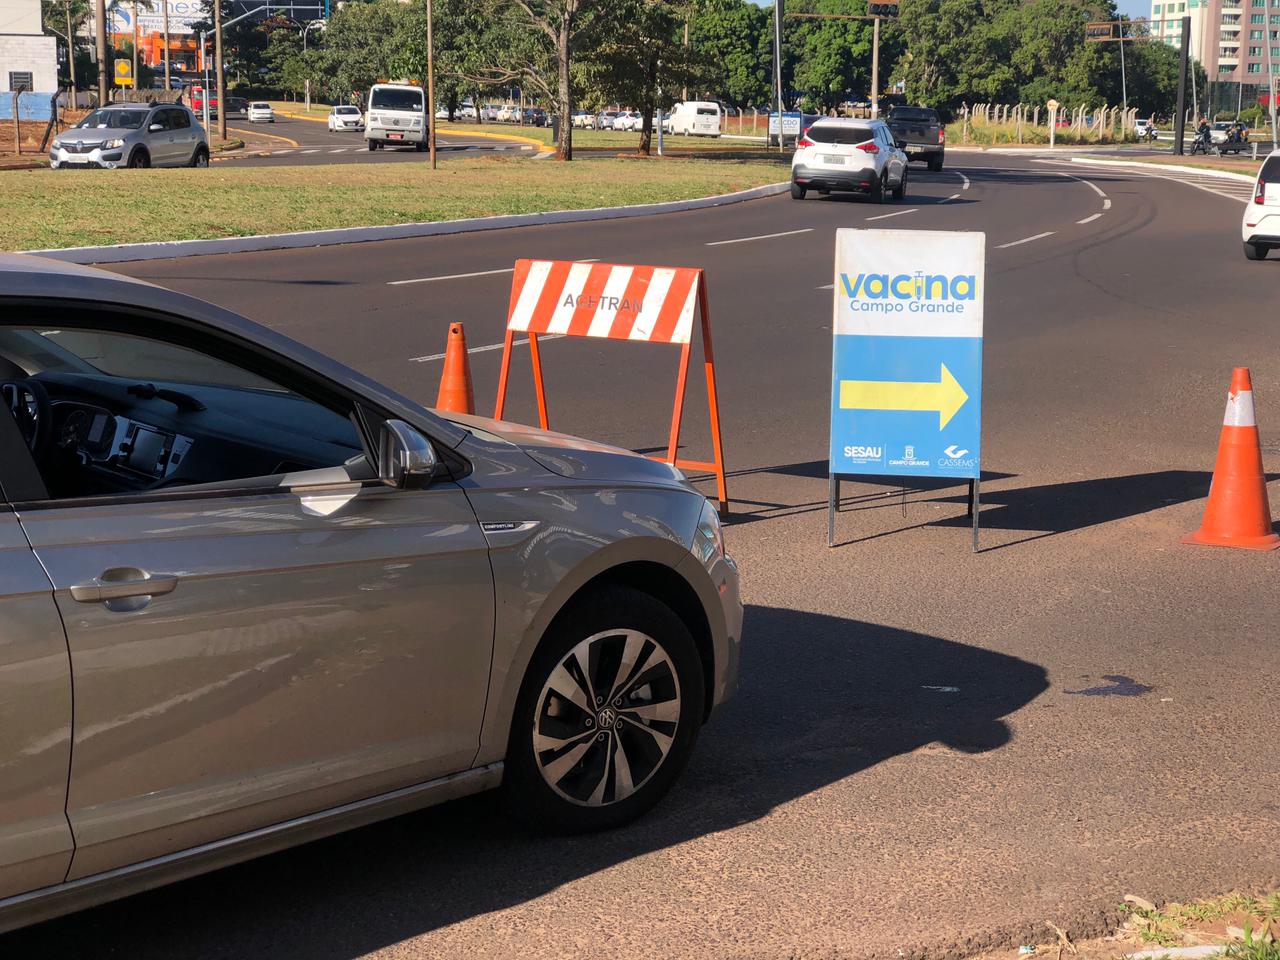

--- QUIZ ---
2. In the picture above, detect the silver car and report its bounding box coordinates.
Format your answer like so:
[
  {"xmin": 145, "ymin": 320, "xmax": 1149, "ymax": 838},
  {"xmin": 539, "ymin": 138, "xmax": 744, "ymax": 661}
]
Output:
[
  {"xmin": 0, "ymin": 254, "xmax": 742, "ymax": 932},
  {"xmin": 49, "ymin": 103, "xmax": 209, "ymax": 170}
]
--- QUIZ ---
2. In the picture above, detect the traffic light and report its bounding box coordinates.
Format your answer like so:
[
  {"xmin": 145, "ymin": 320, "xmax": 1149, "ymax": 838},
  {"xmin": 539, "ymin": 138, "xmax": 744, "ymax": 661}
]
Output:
[{"xmin": 868, "ymin": 1, "xmax": 899, "ymax": 15}]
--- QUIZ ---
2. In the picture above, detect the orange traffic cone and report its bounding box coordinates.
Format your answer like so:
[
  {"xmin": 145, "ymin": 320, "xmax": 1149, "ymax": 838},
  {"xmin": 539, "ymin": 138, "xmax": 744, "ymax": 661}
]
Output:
[
  {"xmin": 1183, "ymin": 367, "xmax": 1280, "ymax": 551},
  {"xmin": 435, "ymin": 323, "xmax": 475, "ymax": 415}
]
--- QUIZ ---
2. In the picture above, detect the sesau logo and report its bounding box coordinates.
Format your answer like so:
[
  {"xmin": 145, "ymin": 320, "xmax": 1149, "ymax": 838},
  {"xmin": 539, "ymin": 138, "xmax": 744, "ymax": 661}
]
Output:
[
  {"xmin": 842, "ymin": 444, "xmax": 884, "ymax": 463},
  {"xmin": 840, "ymin": 270, "xmax": 978, "ymax": 315}
]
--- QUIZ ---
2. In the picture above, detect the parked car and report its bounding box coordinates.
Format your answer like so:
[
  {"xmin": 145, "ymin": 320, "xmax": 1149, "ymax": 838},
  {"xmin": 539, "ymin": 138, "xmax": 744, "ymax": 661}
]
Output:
[
  {"xmin": 885, "ymin": 105, "xmax": 944, "ymax": 172},
  {"xmin": 328, "ymin": 104, "xmax": 364, "ymax": 132},
  {"xmin": 523, "ymin": 107, "xmax": 548, "ymax": 127},
  {"xmin": 247, "ymin": 102, "xmax": 275, "ymax": 123},
  {"xmin": 223, "ymin": 96, "xmax": 248, "ymax": 119},
  {"xmin": 571, "ymin": 110, "xmax": 593, "ymax": 128},
  {"xmin": 497, "ymin": 104, "xmax": 519, "ymax": 123},
  {"xmin": 1242, "ymin": 149, "xmax": 1280, "ymax": 259},
  {"xmin": 49, "ymin": 102, "xmax": 209, "ymax": 169},
  {"xmin": 614, "ymin": 111, "xmax": 641, "ymax": 131},
  {"xmin": 790, "ymin": 117, "xmax": 907, "ymax": 202},
  {"xmin": 598, "ymin": 110, "xmax": 620, "ymax": 130},
  {"xmin": 0, "ymin": 252, "xmax": 742, "ymax": 932}
]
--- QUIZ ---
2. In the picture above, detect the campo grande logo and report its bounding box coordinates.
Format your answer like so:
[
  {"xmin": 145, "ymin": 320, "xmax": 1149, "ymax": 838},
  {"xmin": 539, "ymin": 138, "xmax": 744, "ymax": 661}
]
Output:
[{"xmin": 840, "ymin": 271, "xmax": 977, "ymax": 314}]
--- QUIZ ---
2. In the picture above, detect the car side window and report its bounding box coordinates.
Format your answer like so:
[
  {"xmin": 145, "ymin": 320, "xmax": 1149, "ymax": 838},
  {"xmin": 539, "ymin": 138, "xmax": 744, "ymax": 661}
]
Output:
[
  {"xmin": 0, "ymin": 319, "xmax": 374, "ymax": 503},
  {"xmin": 170, "ymin": 109, "xmax": 190, "ymax": 129},
  {"xmin": 149, "ymin": 110, "xmax": 171, "ymax": 131}
]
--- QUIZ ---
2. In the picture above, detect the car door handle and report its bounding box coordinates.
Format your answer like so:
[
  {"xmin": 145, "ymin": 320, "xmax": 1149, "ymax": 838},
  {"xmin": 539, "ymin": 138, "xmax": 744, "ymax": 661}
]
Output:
[{"xmin": 70, "ymin": 570, "xmax": 179, "ymax": 603}]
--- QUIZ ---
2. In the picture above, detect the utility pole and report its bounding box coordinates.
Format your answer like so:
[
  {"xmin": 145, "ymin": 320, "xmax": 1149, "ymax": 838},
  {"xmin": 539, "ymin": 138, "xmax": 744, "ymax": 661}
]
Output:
[
  {"xmin": 426, "ymin": 0, "xmax": 436, "ymax": 169},
  {"xmin": 682, "ymin": 16, "xmax": 688, "ymax": 101},
  {"xmin": 772, "ymin": 0, "xmax": 783, "ymax": 153},
  {"xmin": 162, "ymin": 0, "xmax": 171, "ymax": 90},
  {"xmin": 870, "ymin": 15, "xmax": 880, "ymax": 118},
  {"xmin": 214, "ymin": 0, "xmax": 225, "ymax": 140},
  {"xmin": 66, "ymin": 1, "xmax": 77, "ymax": 100},
  {"xmin": 1174, "ymin": 14, "xmax": 1189, "ymax": 154},
  {"xmin": 95, "ymin": 0, "xmax": 108, "ymax": 104},
  {"xmin": 131, "ymin": 0, "xmax": 138, "ymax": 97}
]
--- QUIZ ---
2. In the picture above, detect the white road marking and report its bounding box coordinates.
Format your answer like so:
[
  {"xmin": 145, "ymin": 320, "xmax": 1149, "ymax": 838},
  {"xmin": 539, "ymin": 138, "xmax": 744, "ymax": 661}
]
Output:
[
  {"xmin": 817, "ymin": 283, "xmax": 834, "ymax": 290},
  {"xmin": 410, "ymin": 334, "xmax": 565, "ymax": 363},
  {"xmin": 300, "ymin": 149, "xmax": 320, "ymax": 154},
  {"xmin": 388, "ymin": 258, "xmax": 600, "ymax": 286},
  {"xmin": 865, "ymin": 208, "xmax": 919, "ymax": 221},
  {"xmin": 996, "ymin": 231, "xmax": 1055, "ymax": 249},
  {"xmin": 705, "ymin": 227, "xmax": 813, "ymax": 246},
  {"xmin": 275, "ymin": 149, "xmax": 293, "ymax": 154},
  {"xmin": 1077, "ymin": 213, "xmax": 1102, "ymax": 224},
  {"xmin": 328, "ymin": 148, "xmax": 346, "ymax": 153},
  {"xmin": 955, "ymin": 171, "xmax": 971, "ymax": 190},
  {"xmin": 944, "ymin": 193, "xmax": 961, "ymax": 202},
  {"xmin": 1058, "ymin": 171, "xmax": 1108, "ymax": 199}
]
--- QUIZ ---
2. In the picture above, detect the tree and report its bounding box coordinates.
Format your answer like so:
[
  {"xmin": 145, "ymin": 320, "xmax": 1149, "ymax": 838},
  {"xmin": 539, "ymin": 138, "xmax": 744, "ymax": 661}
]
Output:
[
  {"xmin": 461, "ymin": 0, "xmax": 608, "ymax": 160},
  {"xmin": 43, "ymin": 0, "xmax": 91, "ymax": 91},
  {"xmin": 788, "ymin": 0, "xmax": 880, "ymax": 112},
  {"xmin": 687, "ymin": 0, "xmax": 771, "ymax": 107}
]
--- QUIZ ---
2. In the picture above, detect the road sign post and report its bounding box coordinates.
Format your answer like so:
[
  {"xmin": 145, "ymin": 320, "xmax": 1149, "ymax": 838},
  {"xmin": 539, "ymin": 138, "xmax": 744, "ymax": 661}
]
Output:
[{"xmin": 828, "ymin": 229, "xmax": 986, "ymax": 551}]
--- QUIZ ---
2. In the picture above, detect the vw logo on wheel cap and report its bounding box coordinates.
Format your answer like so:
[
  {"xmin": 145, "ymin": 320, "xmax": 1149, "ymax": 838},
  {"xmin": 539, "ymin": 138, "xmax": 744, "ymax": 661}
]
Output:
[{"xmin": 596, "ymin": 707, "xmax": 617, "ymax": 730}]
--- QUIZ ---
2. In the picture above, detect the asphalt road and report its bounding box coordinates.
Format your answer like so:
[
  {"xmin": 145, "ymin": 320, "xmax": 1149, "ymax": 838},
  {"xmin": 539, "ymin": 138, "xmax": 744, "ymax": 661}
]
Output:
[
  {"xmin": 217, "ymin": 115, "xmax": 538, "ymax": 166},
  {"xmin": 7, "ymin": 155, "xmax": 1279, "ymax": 960}
]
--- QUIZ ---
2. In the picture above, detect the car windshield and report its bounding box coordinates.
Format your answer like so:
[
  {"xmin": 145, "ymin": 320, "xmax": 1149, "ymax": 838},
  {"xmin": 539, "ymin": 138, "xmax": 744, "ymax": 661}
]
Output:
[
  {"xmin": 371, "ymin": 88, "xmax": 422, "ymax": 111},
  {"xmin": 336, "ymin": 106, "xmax": 359, "ymax": 114},
  {"xmin": 806, "ymin": 124, "xmax": 874, "ymax": 145},
  {"xmin": 77, "ymin": 109, "xmax": 149, "ymax": 130},
  {"xmin": 888, "ymin": 108, "xmax": 938, "ymax": 122}
]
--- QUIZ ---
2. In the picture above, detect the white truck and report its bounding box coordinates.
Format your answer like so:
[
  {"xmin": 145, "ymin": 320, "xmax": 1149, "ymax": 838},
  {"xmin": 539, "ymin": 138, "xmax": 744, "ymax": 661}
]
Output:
[
  {"xmin": 365, "ymin": 83, "xmax": 428, "ymax": 152},
  {"xmin": 664, "ymin": 101, "xmax": 722, "ymax": 137}
]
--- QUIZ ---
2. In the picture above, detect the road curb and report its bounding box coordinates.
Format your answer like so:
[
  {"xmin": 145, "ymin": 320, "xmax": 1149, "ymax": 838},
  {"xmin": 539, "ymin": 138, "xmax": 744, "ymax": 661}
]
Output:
[
  {"xmin": 1067, "ymin": 155, "xmax": 1256, "ymax": 183},
  {"xmin": 436, "ymin": 126, "xmax": 546, "ymax": 149},
  {"xmin": 25, "ymin": 181, "xmax": 790, "ymax": 264}
]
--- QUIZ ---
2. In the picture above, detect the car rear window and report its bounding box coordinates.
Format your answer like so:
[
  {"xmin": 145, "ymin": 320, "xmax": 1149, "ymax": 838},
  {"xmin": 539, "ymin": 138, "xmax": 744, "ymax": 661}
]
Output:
[
  {"xmin": 1261, "ymin": 156, "xmax": 1280, "ymax": 180},
  {"xmin": 251, "ymin": 102, "xmax": 269, "ymax": 109},
  {"xmin": 806, "ymin": 124, "xmax": 874, "ymax": 145},
  {"xmin": 697, "ymin": 107, "xmax": 718, "ymax": 116},
  {"xmin": 889, "ymin": 108, "xmax": 939, "ymax": 122}
]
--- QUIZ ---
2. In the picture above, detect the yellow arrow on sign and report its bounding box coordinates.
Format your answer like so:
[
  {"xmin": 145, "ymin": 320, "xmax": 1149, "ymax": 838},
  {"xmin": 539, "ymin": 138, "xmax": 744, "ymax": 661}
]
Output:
[{"xmin": 839, "ymin": 363, "xmax": 970, "ymax": 430}]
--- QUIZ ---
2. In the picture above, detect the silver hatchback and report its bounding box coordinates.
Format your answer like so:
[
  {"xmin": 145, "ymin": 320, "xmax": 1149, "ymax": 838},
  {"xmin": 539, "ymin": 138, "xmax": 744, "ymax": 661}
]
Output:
[
  {"xmin": 0, "ymin": 254, "xmax": 742, "ymax": 932},
  {"xmin": 49, "ymin": 103, "xmax": 209, "ymax": 169}
]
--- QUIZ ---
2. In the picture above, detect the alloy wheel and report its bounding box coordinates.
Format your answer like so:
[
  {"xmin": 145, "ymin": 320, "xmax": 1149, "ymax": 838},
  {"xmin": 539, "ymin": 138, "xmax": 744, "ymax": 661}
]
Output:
[{"xmin": 532, "ymin": 628, "xmax": 682, "ymax": 807}]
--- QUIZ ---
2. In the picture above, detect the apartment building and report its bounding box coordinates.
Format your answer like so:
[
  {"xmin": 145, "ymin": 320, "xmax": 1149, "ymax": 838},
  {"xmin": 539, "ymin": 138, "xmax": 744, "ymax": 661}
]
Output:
[{"xmin": 1150, "ymin": 0, "xmax": 1280, "ymax": 84}]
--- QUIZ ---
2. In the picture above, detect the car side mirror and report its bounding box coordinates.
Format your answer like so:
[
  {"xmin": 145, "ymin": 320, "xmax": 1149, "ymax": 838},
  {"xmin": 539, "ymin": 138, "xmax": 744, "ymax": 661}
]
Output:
[
  {"xmin": 895, "ymin": 139, "xmax": 907, "ymax": 149},
  {"xmin": 378, "ymin": 419, "xmax": 438, "ymax": 488},
  {"xmin": 149, "ymin": 123, "xmax": 163, "ymax": 132}
]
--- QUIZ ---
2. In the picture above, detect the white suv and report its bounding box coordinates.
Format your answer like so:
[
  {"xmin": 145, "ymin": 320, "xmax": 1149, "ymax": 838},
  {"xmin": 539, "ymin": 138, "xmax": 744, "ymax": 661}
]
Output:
[
  {"xmin": 1242, "ymin": 149, "xmax": 1280, "ymax": 260},
  {"xmin": 791, "ymin": 118, "xmax": 907, "ymax": 202}
]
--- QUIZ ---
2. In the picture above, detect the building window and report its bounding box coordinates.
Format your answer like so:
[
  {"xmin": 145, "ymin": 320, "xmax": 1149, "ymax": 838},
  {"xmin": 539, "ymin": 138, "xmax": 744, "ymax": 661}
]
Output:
[
  {"xmin": 8, "ymin": 71, "xmax": 34, "ymax": 91},
  {"xmin": 1253, "ymin": 13, "xmax": 1265, "ymax": 21},
  {"xmin": 1249, "ymin": 61, "xmax": 1262, "ymax": 70},
  {"xmin": 1252, "ymin": 29, "xmax": 1265, "ymax": 37},
  {"xmin": 1154, "ymin": 2, "xmax": 1162, "ymax": 10}
]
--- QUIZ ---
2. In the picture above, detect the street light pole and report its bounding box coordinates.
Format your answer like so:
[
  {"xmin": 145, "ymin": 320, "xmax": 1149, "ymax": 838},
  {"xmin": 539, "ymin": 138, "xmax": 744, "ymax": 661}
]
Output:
[
  {"xmin": 772, "ymin": 0, "xmax": 784, "ymax": 153},
  {"xmin": 426, "ymin": 0, "xmax": 436, "ymax": 169},
  {"xmin": 214, "ymin": 0, "xmax": 225, "ymax": 140}
]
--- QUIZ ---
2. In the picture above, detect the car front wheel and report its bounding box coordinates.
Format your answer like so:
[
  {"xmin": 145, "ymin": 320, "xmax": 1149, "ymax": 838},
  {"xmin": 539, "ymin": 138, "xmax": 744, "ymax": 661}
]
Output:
[
  {"xmin": 505, "ymin": 586, "xmax": 705, "ymax": 833},
  {"xmin": 127, "ymin": 148, "xmax": 150, "ymax": 169}
]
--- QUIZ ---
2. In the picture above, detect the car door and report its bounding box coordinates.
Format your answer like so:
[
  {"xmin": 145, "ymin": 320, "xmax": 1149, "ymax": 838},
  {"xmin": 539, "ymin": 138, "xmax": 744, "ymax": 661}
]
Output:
[
  {"xmin": 167, "ymin": 108, "xmax": 196, "ymax": 164},
  {"xmin": 0, "ymin": 409, "xmax": 75, "ymax": 900},
  {"xmin": 6, "ymin": 317, "xmax": 496, "ymax": 882},
  {"xmin": 145, "ymin": 106, "xmax": 176, "ymax": 165}
]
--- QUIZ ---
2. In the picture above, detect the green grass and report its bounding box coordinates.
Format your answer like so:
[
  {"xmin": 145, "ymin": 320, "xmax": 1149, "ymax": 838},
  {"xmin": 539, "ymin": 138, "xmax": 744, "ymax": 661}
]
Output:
[
  {"xmin": 1122, "ymin": 892, "xmax": 1280, "ymax": 949},
  {"xmin": 7, "ymin": 155, "xmax": 786, "ymax": 251}
]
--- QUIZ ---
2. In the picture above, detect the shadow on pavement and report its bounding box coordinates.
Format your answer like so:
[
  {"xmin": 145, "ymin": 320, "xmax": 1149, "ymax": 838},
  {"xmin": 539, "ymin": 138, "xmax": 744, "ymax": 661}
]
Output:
[{"xmin": 2, "ymin": 607, "xmax": 1048, "ymax": 959}]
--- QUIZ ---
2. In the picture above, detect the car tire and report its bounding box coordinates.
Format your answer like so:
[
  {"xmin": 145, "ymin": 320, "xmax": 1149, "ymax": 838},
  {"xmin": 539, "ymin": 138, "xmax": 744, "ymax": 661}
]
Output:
[
  {"xmin": 870, "ymin": 172, "xmax": 886, "ymax": 203},
  {"xmin": 127, "ymin": 148, "xmax": 150, "ymax": 169},
  {"xmin": 368, "ymin": 140, "xmax": 378, "ymax": 151},
  {"xmin": 790, "ymin": 181, "xmax": 806, "ymax": 200},
  {"xmin": 928, "ymin": 155, "xmax": 943, "ymax": 173},
  {"xmin": 190, "ymin": 146, "xmax": 209, "ymax": 168},
  {"xmin": 892, "ymin": 168, "xmax": 906, "ymax": 201},
  {"xmin": 504, "ymin": 585, "xmax": 705, "ymax": 834},
  {"xmin": 1244, "ymin": 241, "xmax": 1268, "ymax": 260}
]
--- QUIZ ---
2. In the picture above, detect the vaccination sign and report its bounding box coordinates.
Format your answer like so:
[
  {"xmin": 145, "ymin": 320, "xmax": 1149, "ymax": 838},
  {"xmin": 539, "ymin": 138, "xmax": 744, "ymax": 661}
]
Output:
[{"xmin": 829, "ymin": 228, "xmax": 985, "ymax": 481}]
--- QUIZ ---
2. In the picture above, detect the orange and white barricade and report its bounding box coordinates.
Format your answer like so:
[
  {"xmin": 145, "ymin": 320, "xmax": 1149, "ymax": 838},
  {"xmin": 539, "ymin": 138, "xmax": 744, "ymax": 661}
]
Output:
[{"xmin": 493, "ymin": 259, "xmax": 729, "ymax": 513}]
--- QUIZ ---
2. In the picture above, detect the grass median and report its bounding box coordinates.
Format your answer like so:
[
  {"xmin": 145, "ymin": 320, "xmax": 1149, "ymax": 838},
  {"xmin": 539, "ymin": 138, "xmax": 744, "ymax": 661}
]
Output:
[{"xmin": 7, "ymin": 155, "xmax": 786, "ymax": 251}]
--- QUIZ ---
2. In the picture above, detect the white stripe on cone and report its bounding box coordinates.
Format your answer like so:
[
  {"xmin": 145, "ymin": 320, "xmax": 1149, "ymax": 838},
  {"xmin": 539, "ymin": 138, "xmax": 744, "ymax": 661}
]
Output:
[{"xmin": 1224, "ymin": 389, "xmax": 1256, "ymax": 427}]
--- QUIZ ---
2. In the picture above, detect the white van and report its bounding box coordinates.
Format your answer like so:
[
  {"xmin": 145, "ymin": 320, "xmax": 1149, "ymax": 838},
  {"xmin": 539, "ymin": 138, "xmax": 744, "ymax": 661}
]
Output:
[
  {"xmin": 666, "ymin": 101, "xmax": 721, "ymax": 137},
  {"xmin": 365, "ymin": 83, "xmax": 428, "ymax": 151}
]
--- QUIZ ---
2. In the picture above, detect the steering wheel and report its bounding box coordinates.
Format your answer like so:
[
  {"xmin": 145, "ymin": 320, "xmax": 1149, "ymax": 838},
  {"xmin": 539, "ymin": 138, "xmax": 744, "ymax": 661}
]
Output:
[{"xmin": 2, "ymin": 379, "xmax": 53, "ymax": 460}]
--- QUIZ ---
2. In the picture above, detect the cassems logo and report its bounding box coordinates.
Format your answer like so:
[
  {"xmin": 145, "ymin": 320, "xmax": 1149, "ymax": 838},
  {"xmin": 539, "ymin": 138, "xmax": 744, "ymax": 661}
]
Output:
[
  {"xmin": 840, "ymin": 271, "xmax": 978, "ymax": 314},
  {"xmin": 939, "ymin": 444, "xmax": 978, "ymax": 469}
]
